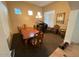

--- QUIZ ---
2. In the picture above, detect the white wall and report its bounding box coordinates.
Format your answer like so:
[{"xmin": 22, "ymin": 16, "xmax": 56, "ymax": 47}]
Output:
[
  {"xmin": 0, "ymin": 2, "xmax": 10, "ymax": 57},
  {"xmin": 71, "ymin": 10, "xmax": 79, "ymax": 43},
  {"xmin": 64, "ymin": 10, "xmax": 79, "ymax": 44}
]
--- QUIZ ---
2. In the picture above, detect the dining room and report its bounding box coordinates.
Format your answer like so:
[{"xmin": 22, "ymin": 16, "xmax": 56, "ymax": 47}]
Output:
[{"xmin": 0, "ymin": 1, "xmax": 75, "ymax": 57}]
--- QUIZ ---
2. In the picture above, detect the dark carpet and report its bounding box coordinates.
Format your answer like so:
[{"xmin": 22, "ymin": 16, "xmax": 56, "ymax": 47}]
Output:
[{"xmin": 11, "ymin": 32, "xmax": 63, "ymax": 57}]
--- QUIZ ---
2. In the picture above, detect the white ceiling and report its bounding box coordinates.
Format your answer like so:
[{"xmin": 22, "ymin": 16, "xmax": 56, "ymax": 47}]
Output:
[{"xmin": 27, "ymin": 1, "xmax": 54, "ymax": 7}]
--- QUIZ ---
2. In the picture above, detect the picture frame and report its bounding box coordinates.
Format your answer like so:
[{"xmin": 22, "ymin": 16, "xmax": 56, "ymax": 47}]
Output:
[{"xmin": 56, "ymin": 12, "xmax": 65, "ymax": 24}]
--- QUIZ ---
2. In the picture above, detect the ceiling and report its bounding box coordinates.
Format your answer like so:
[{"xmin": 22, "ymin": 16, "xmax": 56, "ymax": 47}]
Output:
[
  {"xmin": 68, "ymin": 1, "xmax": 79, "ymax": 10},
  {"xmin": 27, "ymin": 1, "xmax": 79, "ymax": 10},
  {"xmin": 27, "ymin": 1, "xmax": 55, "ymax": 7}
]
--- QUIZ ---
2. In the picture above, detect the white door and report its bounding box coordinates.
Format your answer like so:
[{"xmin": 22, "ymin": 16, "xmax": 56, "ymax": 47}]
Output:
[{"xmin": 44, "ymin": 11, "xmax": 56, "ymax": 28}]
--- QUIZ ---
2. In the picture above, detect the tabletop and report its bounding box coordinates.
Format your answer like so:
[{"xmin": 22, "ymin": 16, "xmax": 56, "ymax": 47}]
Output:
[{"xmin": 21, "ymin": 27, "xmax": 39, "ymax": 39}]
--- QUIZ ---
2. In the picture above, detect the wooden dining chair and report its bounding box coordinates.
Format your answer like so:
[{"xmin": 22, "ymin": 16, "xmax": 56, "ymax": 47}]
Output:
[{"xmin": 30, "ymin": 32, "xmax": 44, "ymax": 47}]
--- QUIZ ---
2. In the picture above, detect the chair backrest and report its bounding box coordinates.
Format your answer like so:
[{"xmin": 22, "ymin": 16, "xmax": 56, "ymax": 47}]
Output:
[
  {"xmin": 34, "ymin": 32, "xmax": 44, "ymax": 43},
  {"xmin": 54, "ymin": 25, "xmax": 60, "ymax": 29},
  {"xmin": 17, "ymin": 26, "xmax": 22, "ymax": 33}
]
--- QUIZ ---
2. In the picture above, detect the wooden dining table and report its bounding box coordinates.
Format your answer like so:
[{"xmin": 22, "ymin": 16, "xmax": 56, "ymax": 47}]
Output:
[
  {"xmin": 20, "ymin": 27, "xmax": 44, "ymax": 46},
  {"xmin": 21, "ymin": 27, "xmax": 39, "ymax": 40}
]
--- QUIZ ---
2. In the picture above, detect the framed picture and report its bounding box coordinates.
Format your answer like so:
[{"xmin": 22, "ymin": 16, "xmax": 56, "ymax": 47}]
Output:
[{"xmin": 56, "ymin": 12, "xmax": 65, "ymax": 24}]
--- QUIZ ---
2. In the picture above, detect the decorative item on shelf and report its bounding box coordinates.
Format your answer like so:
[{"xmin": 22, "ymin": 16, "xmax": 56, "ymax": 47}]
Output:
[{"xmin": 56, "ymin": 12, "xmax": 65, "ymax": 24}]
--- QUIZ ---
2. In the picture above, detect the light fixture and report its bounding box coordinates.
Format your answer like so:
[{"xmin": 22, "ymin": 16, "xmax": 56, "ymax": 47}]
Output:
[
  {"xmin": 37, "ymin": 12, "xmax": 41, "ymax": 16},
  {"xmin": 28, "ymin": 9, "xmax": 33, "ymax": 16},
  {"xmin": 35, "ymin": 15, "xmax": 39, "ymax": 18},
  {"xmin": 38, "ymin": 15, "xmax": 42, "ymax": 18},
  {"xmin": 36, "ymin": 12, "xmax": 42, "ymax": 18}
]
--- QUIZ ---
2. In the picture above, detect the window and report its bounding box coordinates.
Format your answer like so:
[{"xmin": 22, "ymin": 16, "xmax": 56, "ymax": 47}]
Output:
[
  {"xmin": 44, "ymin": 11, "xmax": 56, "ymax": 27},
  {"xmin": 14, "ymin": 8, "xmax": 22, "ymax": 14},
  {"xmin": 28, "ymin": 9, "xmax": 33, "ymax": 16}
]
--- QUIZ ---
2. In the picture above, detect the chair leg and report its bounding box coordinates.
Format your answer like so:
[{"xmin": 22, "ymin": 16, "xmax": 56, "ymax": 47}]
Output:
[{"xmin": 11, "ymin": 49, "xmax": 15, "ymax": 57}]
